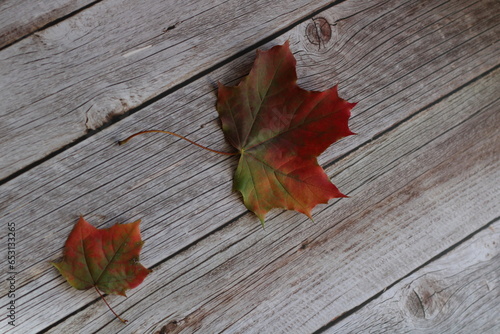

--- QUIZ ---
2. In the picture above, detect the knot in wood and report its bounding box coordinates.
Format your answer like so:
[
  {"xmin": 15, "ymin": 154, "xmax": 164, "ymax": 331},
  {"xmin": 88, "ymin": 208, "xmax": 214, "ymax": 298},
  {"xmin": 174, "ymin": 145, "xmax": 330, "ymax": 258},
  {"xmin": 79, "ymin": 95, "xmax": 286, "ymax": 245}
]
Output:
[
  {"xmin": 306, "ymin": 17, "xmax": 332, "ymax": 49},
  {"xmin": 157, "ymin": 320, "xmax": 178, "ymax": 333}
]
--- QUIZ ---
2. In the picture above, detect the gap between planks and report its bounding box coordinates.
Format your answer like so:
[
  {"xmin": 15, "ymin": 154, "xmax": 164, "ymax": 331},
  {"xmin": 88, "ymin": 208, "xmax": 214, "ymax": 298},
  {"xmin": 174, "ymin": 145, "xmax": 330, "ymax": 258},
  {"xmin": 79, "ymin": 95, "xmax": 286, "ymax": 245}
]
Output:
[{"xmin": 0, "ymin": 0, "xmax": 101, "ymax": 50}]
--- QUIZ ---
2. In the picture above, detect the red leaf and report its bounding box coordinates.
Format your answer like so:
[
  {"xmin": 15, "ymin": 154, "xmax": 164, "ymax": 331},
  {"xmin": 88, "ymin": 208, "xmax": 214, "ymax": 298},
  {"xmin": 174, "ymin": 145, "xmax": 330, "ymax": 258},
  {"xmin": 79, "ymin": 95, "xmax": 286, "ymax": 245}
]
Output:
[
  {"xmin": 52, "ymin": 217, "xmax": 150, "ymax": 322},
  {"xmin": 217, "ymin": 41, "xmax": 355, "ymax": 223}
]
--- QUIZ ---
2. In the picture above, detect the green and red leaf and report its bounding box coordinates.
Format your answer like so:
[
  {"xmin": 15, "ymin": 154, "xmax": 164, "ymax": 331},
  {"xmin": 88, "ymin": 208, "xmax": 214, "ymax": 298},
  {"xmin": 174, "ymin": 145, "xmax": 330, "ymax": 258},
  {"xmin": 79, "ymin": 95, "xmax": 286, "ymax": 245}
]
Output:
[
  {"xmin": 217, "ymin": 41, "xmax": 355, "ymax": 223},
  {"xmin": 52, "ymin": 217, "xmax": 150, "ymax": 322},
  {"xmin": 52, "ymin": 217, "xmax": 150, "ymax": 296}
]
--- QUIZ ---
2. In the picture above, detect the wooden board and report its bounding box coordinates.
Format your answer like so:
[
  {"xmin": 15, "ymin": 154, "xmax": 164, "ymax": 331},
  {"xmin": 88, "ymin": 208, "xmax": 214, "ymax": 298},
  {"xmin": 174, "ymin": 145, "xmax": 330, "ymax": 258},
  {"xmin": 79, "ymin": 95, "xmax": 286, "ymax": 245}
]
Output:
[
  {"xmin": 43, "ymin": 66, "xmax": 500, "ymax": 333},
  {"xmin": 0, "ymin": 0, "xmax": 361, "ymax": 180},
  {"xmin": 323, "ymin": 221, "xmax": 500, "ymax": 333},
  {"xmin": 0, "ymin": 0, "xmax": 96, "ymax": 49}
]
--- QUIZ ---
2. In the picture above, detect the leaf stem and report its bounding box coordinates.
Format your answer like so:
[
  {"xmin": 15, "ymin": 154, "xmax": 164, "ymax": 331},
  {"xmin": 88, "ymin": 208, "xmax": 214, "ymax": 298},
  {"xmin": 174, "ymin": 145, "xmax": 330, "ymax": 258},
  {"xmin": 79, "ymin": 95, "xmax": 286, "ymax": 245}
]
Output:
[
  {"xmin": 118, "ymin": 130, "xmax": 238, "ymax": 156},
  {"xmin": 94, "ymin": 286, "xmax": 128, "ymax": 323}
]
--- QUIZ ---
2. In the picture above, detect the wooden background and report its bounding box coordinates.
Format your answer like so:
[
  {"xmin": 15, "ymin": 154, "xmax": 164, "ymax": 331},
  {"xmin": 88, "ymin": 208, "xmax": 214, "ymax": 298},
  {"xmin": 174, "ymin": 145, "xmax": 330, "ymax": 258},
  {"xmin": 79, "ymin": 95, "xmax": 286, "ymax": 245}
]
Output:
[{"xmin": 1, "ymin": 0, "xmax": 498, "ymax": 333}]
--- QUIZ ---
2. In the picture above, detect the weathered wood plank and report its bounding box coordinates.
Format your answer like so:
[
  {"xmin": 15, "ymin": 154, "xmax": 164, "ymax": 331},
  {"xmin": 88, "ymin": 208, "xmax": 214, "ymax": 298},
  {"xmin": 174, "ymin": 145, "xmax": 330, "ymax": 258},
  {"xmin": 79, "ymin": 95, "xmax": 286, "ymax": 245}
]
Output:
[
  {"xmin": 0, "ymin": 0, "xmax": 498, "ymax": 331},
  {"xmin": 0, "ymin": 0, "xmax": 369, "ymax": 180},
  {"xmin": 323, "ymin": 221, "xmax": 500, "ymax": 334},
  {"xmin": 44, "ymin": 66, "xmax": 500, "ymax": 333},
  {"xmin": 0, "ymin": 0, "xmax": 96, "ymax": 49}
]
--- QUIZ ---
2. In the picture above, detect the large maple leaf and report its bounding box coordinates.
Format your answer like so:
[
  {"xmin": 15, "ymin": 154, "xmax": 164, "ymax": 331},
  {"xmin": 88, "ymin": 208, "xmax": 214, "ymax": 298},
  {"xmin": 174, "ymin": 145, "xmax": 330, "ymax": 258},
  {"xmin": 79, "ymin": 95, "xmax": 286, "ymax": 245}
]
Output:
[
  {"xmin": 217, "ymin": 41, "xmax": 355, "ymax": 223},
  {"xmin": 52, "ymin": 217, "xmax": 150, "ymax": 322}
]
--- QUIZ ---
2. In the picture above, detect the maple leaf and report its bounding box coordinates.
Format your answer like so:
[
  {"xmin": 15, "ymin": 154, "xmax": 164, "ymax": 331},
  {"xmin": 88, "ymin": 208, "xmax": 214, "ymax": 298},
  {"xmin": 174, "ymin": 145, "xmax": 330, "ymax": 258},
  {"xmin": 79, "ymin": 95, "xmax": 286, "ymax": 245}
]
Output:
[
  {"xmin": 52, "ymin": 217, "xmax": 150, "ymax": 322},
  {"xmin": 216, "ymin": 41, "xmax": 356, "ymax": 223}
]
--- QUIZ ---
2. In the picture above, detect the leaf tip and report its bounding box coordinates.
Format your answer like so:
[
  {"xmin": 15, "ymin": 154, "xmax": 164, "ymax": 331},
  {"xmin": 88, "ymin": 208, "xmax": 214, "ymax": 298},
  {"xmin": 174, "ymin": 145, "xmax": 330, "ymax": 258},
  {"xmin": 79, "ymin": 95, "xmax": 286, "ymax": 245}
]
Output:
[
  {"xmin": 259, "ymin": 219, "xmax": 266, "ymax": 229},
  {"xmin": 50, "ymin": 261, "xmax": 60, "ymax": 271},
  {"xmin": 303, "ymin": 210, "xmax": 314, "ymax": 222}
]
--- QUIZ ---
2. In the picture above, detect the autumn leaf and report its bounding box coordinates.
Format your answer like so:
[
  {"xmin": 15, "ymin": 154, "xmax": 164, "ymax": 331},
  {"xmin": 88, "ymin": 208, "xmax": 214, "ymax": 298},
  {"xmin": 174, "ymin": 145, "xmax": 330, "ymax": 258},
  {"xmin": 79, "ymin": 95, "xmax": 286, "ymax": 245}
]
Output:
[
  {"xmin": 118, "ymin": 41, "xmax": 355, "ymax": 224},
  {"xmin": 52, "ymin": 217, "xmax": 151, "ymax": 322},
  {"xmin": 216, "ymin": 41, "xmax": 356, "ymax": 223}
]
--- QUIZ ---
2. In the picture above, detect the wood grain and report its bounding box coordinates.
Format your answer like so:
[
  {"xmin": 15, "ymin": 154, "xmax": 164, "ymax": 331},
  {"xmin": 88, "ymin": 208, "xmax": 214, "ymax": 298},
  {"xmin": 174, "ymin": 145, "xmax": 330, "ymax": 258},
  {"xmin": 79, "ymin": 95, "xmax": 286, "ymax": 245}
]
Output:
[
  {"xmin": 0, "ymin": 0, "xmax": 364, "ymax": 180},
  {"xmin": 3, "ymin": 61, "xmax": 499, "ymax": 334},
  {"xmin": 2, "ymin": 0, "xmax": 498, "ymax": 180},
  {"xmin": 1, "ymin": 0, "xmax": 497, "ymax": 279},
  {"xmin": 45, "ymin": 66, "xmax": 500, "ymax": 333},
  {"xmin": 324, "ymin": 221, "xmax": 500, "ymax": 334},
  {"xmin": 0, "ymin": 0, "xmax": 96, "ymax": 49},
  {"xmin": 0, "ymin": 0, "xmax": 498, "ymax": 332}
]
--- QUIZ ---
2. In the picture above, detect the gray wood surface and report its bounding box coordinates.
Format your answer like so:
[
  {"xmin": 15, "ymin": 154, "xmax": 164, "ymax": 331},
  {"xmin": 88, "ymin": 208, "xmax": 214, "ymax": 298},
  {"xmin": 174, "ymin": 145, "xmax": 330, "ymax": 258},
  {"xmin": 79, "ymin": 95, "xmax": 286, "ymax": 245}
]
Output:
[
  {"xmin": 0, "ymin": 0, "xmax": 96, "ymax": 49},
  {"xmin": 45, "ymin": 66, "xmax": 500, "ymax": 333},
  {"xmin": 325, "ymin": 221, "xmax": 500, "ymax": 334},
  {"xmin": 1, "ymin": 0, "xmax": 498, "ymax": 333},
  {"xmin": 0, "ymin": 0, "xmax": 354, "ymax": 180}
]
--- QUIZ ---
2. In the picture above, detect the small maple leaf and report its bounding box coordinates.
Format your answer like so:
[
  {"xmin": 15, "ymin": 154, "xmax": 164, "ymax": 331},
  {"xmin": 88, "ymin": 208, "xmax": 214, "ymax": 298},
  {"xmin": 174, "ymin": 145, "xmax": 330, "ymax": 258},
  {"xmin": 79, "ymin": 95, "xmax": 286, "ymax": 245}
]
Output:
[
  {"xmin": 52, "ymin": 217, "xmax": 151, "ymax": 322},
  {"xmin": 217, "ymin": 41, "xmax": 356, "ymax": 223}
]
